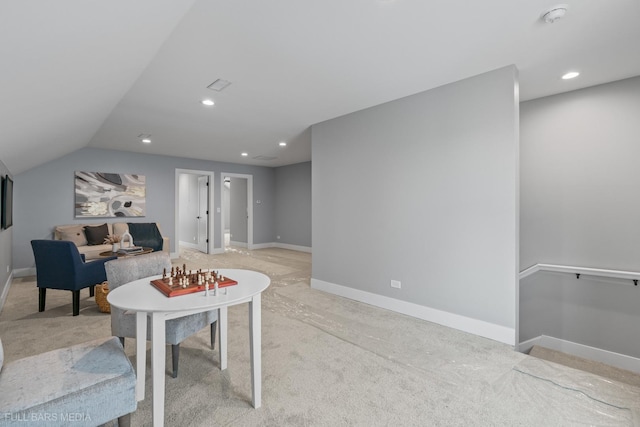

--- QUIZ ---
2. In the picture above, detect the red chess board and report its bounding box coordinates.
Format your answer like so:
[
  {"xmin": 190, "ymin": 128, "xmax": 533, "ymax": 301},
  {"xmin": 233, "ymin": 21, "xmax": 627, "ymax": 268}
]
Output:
[{"xmin": 150, "ymin": 275, "xmax": 237, "ymax": 297}]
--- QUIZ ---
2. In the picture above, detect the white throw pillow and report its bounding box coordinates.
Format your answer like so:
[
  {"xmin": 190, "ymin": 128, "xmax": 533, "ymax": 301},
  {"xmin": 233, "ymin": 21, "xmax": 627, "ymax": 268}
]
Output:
[{"xmin": 56, "ymin": 225, "xmax": 88, "ymax": 246}]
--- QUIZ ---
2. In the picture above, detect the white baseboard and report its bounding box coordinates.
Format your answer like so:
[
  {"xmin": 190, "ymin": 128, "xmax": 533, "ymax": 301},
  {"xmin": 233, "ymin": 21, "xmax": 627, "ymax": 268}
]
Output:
[
  {"xmin": 0, "ymin": 272, "xmax": 13, "ymax": 312},
  {"xmin": 13, "ymin": 267, "xmax": 35, "ymax": 278},
  {"xmin": 517, "ymin": 336, "xmax": 542, "ymax": 354},
  {"xmin": 250, "ymin": 242, "xmax": 272, "ymax": 250},
  {"xmin": 311, "ymin": 278, "xmax": 515, "ymax": 345},
  {"xmin": 526, "ymin": 335, "xmax": 640, "ymax": 374},
  {"xmin": 249, "ymin": 242, "xmax": 311, "ymax": 252},
  {"xmin": 179, "ymin": 242, "xmax": 311, "ymax": 254},
  {"xmin": 230, "ymin": 241, "xmax": 248, "ymax": 248},
  {"xmin": 273, "ymin": 242, "xmax": 312, "ymax": 253}
]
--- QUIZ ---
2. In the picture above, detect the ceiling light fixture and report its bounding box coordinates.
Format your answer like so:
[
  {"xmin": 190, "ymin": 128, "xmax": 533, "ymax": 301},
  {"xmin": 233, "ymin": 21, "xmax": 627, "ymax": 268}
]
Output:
[
  {"xmin": 279, "ymin": 141, "xmax": 287, "ymax": 147},
  {"xmin": 138, "ymin": 133, "xmax": 152, "ymax": 144},
  {"xmin": 562, "ymin": 71, "xmax": 580, "ymax": 79},
  {"xmin": 241, "ymin": 152, "xmax": 248, "ymax": 157},
  {"xmin": 542, "ymin": 5, "xmax": 568, "ymax": 23},
  {"xmin": 207, "ymin": 79, "xmax": 232, "ymax": 92},
  {"xmin": 201, "ymin": 99, "xmax": 215, "ymax": 106}
]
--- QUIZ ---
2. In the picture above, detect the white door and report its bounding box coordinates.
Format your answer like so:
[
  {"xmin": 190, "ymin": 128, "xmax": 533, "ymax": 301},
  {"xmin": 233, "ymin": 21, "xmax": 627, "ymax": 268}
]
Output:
[{"xmin": 197, "ymin": 176, "xmax": 208, "ymax": 253}]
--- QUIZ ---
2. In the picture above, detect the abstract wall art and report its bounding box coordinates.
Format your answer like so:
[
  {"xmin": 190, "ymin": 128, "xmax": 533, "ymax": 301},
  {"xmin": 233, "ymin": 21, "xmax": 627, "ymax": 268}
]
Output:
[{"xmin": 75, "ymin": 171, "xmax": 146, "ymax": 217}]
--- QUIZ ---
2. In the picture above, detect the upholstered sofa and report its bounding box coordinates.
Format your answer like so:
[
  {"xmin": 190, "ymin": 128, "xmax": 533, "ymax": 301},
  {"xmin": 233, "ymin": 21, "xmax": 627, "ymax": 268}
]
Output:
[{"xmin": 54, "ymin": 222, "xmax": 169, "ymax": 260}]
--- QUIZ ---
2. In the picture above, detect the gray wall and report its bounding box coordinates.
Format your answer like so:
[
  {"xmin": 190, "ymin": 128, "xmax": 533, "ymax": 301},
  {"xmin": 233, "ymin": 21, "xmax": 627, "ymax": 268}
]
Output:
[
  {"xmin": 0, "ymin": 159, "xmax": 13, "ymax": 302},
  {"xmin": 520, "ymin": 76, "xmax": 640, "ymax": 355},
  {"xmin": 312, "ymin": 66, "xmax": 519, "ymax": 331},
  {"xmin": 14, "ymin": 147, "xmax": 276, "ymax": 270},
  {"xmin": 275, "ymin": 161, "xmax": 311, "ymax": 248}
]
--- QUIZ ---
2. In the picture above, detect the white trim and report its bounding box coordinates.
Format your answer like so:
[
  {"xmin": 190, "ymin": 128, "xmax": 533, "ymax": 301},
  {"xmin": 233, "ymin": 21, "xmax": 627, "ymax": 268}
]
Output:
[
  {"xmin": 0, "ymin": 272, "xmax": 13, "ymax": 312},
  {"xmin": 250, "ymin": 242, "xmax": 273, "ymax": 250},
  {"xmin": 242, "ymin": 242, "xmax": 312, "ymax": 252},
  {"xmin": 12, "ymin": 267, "xmax": 35, "ymax": 278},
  {"xmin": 220, "ymin": 173, "xmax": 253, "ymax": 252},
  {"xmin": 311, "ymin": 278, "xmax": 515, "ymax": 345},
  {"xmin": 514, "ymin": 71, "xmax": 521, "ymax": 353},
  {"xmin": 517, "ymin": 335, "xmax": 542, "ymax": 354},
  {"xmin": 526, "ymin": 335, "xmax": 640, "ymax": 374},
  {"xmin": 520, "ymin": 263, "xmax": 640, "ymax": 282},
  {"xmin": 273, "ymin": 242, "xmax": 312, "ymax": 253},
  {"xmin": 230, "ymin": 241, "xmax": 248, "ymax": 248},
  {"xmin": 175, "ymin": 169, "xmax": 215, "ymax": 255}
]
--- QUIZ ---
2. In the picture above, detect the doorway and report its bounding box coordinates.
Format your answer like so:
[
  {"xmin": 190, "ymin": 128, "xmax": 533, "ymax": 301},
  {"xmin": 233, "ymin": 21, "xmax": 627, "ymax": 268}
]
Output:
[
  {"xmin": 175, "ymin": 169, "xmax": 214, "ymax": 255},
  {"xmin": 220, "ymin": 173, "xmax": 253, "ymax": 251}
]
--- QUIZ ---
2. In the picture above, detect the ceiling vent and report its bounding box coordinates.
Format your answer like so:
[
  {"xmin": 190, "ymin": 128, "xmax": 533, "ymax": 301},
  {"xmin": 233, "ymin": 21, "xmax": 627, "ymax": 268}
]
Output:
[
  {"xmin": 253, "ymin": 155, "xmax": 277, "ymax": 161},
  {"xmin": 542, "ymin": 5, "xmax": 568, "ymax": 23},
  {"xmin": 207, "ymin": 79, "xmax": 232, "ymax": 92}
]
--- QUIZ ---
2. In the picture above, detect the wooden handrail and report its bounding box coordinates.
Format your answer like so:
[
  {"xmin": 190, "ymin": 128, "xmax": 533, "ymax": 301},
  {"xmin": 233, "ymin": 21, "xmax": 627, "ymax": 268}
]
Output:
[{"xmin": 519, "ymin": 263, "xmax": 640, "ymax": 286}]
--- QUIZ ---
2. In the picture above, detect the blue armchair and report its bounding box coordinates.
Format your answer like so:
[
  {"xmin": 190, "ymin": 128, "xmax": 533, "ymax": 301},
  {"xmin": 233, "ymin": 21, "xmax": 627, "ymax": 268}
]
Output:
[{"xmin": 30, "ymin": 240, "xmax": 116, "ymax": 316}]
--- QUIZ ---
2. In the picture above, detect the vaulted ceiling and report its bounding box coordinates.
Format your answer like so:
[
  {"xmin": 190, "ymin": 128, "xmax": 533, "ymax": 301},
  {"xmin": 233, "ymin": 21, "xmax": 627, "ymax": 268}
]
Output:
[{"xmin": 3, "ymin": 0, "xmax": 640, "ymax": 174}]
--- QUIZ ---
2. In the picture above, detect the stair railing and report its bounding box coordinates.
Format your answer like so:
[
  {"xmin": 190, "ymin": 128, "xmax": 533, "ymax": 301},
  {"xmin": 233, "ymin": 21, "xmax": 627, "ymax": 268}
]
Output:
[{"xmin": 519, "ymin": 263, "xmax": 640, "ymax": 286}]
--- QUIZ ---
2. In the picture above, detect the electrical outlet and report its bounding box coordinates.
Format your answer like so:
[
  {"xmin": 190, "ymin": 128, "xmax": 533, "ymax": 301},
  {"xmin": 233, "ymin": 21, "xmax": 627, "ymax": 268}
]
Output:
[
  {"xmin": 276, "ymin": 235, "xmax": 280, "ymax": 240},
  {"xmin": 390, "ymin": 280, "xmax": 401, "ymax": 289},
  {"xmin": 6, "ymin": 265, "xmax": 9, "ymax": 273}
]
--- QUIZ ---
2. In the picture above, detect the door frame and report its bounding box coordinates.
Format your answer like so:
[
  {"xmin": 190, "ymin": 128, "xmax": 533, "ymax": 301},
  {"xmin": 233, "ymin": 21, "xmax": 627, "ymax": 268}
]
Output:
[
  {"xmin": 220, "ymin": 172, "xmax": 253, "ymax": 251},
  {"xmin": 175, "ymin": 169, "xmax": 215, "ymax": 256}
]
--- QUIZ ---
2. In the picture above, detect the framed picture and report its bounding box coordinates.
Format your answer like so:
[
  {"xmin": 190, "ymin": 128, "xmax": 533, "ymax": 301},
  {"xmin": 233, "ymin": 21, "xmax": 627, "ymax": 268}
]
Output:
[
  {"xmin": 1, "ymin": 175, "xmax": 13, "ymax": 229},
  {"xmin": 74, "ymin": 171, "xmax": 146, "ymax": 218}
]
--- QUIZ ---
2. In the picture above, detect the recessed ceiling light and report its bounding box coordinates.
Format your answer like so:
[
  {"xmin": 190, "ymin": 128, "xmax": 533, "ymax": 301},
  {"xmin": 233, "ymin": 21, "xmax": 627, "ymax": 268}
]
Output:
[
  {"xmin": 201, "ymin": 99, "xmax": 215, "ymax": 106},
  {"xmin": 241, "ymin": 152, "xmax": 248, "ymax": 157},
  {"xmin": 279, "ymin": 141, "xmax": 287, "ymax": 147},
  {"xmin": 138, "ymin": 133, "xmax": 152, "ymax": 144},
  {"xmin": 562, "ymin": 71, "xmax": 580, "ymax": 80}
]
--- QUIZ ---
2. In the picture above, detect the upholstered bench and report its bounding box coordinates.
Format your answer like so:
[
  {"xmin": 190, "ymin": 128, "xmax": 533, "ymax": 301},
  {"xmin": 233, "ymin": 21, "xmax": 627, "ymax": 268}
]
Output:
[{"xmin": 0, "ymin": 336, "xmax": 136, "ymax": 426}]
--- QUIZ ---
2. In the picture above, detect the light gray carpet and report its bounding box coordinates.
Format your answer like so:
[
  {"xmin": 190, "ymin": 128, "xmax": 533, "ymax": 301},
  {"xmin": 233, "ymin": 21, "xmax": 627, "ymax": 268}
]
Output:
[
  {"xmin": 529, "ymin": 345, "xmax": 640, "ymax": 389},
  {"xmin": 2, "ymin": 247, "xmax": 640, "ymax": 426}
]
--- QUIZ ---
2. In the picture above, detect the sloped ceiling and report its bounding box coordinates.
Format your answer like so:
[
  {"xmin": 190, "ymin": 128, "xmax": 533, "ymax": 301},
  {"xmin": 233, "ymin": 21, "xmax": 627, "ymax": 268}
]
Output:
[
  {"xmin": 0, "ymin": 0, "xmax": 197, "ymax": 174},
  {"xmin": 3, "ymin": 0, "xmax": 640, "ymax": 174}
]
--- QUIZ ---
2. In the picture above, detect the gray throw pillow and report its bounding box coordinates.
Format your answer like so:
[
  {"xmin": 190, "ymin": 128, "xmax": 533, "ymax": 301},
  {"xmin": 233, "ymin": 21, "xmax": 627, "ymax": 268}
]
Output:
[{"xmin": 84, "ymin": 223, "xmax": 109, "ymax": 246}]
